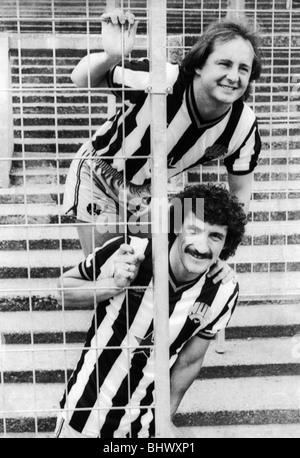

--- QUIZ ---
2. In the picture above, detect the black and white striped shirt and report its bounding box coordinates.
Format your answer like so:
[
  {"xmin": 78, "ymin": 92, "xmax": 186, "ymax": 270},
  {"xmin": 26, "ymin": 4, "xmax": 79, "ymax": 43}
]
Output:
[
  {"xmin": 60, "ymin": 236, "xmax": 239, "ymax": 438},
  {"xmin": 81, "ymin": 59, "xmax": 261, "ymax": 185}
]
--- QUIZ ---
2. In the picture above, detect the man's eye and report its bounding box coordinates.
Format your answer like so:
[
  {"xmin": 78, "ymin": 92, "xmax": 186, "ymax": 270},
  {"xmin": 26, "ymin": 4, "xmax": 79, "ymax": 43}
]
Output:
[
  {"xmin": 240, "ymin": 67, "xmax": 250, "ymax": 74},
  {"xmin": 211, "ymin": 235, "xmax": 223, "ymax": 242}
]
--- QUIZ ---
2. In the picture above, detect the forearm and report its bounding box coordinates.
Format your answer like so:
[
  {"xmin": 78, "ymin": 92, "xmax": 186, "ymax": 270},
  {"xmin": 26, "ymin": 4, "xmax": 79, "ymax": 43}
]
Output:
[
  {"xmin": 71, "ymin": 52, "xmax": 121, "ymax": 88},
  {"xmin": 170, "ymin": 362, "xmax": 202, "ymax": 419},
  {"xmin": 170, "ymin": 337, "xmax": 210, "ymax": 419},
  {"xmin": 59, "ymin": 277, "xmax": 124, "ymax": 308},
  {"xmin": 228, "ymin": 172, "xmax": 253, "ymax": 215}
]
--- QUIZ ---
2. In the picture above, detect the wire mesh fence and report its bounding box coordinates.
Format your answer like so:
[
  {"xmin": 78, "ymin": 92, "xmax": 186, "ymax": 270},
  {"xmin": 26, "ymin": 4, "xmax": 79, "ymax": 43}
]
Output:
[{"xmin": 0, "ymin": 0, "xmax": 299, "ymax": 439}]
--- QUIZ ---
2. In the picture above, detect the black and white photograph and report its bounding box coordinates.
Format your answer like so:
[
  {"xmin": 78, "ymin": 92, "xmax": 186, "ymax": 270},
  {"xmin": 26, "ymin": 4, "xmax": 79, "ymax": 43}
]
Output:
[{"xmin": 0, "ymin": 0, "xmax": 299, "ymax": 440}]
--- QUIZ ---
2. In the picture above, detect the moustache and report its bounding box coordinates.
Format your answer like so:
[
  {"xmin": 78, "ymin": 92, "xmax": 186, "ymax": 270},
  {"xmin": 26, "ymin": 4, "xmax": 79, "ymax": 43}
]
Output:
[{"xmin": 185, "ymin": 247, "xmax": 213, "ymax": 260}]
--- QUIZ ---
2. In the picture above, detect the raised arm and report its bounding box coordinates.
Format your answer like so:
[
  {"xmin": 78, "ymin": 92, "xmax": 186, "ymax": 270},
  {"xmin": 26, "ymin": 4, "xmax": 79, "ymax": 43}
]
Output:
[
  {"xmin": 228, "ymin": 172, "xmax": 253, "ymax": 215},
  {"xmin": 71, "ymin": 10, "xmax": 138, "ymax": 88}
]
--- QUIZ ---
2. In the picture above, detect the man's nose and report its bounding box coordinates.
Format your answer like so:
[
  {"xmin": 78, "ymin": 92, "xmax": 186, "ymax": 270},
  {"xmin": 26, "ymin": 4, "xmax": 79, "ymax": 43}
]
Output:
[
  {"xmin": 226, "ymin": 67, "xmax": 239, "ymax": 83},
  {"xmin": 194, "ymin": 234, "xmax": 210, "ymax": 252}
]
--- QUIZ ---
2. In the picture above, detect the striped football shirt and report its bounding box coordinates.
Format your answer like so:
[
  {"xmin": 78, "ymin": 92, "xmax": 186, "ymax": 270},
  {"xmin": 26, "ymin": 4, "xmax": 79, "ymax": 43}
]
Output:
[
  {"xmin": 74, "ymin": 59, "xmax": 261, "ymax": 184},
  {"xmin": 59, "ymin": 235, "xmax": 239, "ymax": 438}
]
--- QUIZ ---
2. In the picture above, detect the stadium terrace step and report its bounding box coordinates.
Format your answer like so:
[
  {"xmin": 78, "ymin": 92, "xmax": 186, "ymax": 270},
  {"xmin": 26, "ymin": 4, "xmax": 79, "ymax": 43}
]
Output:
[
  {"xmin": 174, "ymin": 378, "xmax": 300, "ymax": 431},
  {"xmin": 178, "ymin": 424, "xmax": 300, "ymax": 439},
  {"xmin": 1, "ymin": 0, "xmax": 299, "ymax": 36},
  {"xmin": 0, "ymin": 270, "xmax": 299, "ymax": 297},
  {"xmin": 0, "ymin": 336, "xmax": 297, "ymax": 372},
  {"xmin": 0, "ymin": 340, "xmax": 299, "ymax": 437},
  {"xmin": 1, "ymin": 300, "xmax": 299, "ymax": 335},
  {"xmin": 0, "ymin": 242, "xmax": 300, "ymax": 272}
]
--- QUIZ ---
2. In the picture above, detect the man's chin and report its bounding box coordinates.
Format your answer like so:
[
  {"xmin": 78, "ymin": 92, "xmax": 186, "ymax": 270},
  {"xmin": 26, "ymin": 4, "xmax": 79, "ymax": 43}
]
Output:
[
  {"xmin": 185, "ymin": 257, "xmax": 211, "ymax": 275},
  {"xmin": 216, "ymin": 90, "xmax": 242, "ymax": 105}
]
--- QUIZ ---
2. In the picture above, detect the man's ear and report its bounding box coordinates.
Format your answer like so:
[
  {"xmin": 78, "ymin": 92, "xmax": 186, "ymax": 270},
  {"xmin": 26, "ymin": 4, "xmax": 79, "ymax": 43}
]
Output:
[{"xmin": 195, "ymin": 68, "xmax": 202, "ymax": 76}]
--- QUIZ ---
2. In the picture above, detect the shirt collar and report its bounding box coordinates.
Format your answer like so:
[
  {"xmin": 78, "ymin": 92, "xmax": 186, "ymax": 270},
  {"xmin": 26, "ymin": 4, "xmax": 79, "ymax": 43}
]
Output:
[{"xmin": 187, "ymin": 81, "xmax": 232, "ymax": 129}]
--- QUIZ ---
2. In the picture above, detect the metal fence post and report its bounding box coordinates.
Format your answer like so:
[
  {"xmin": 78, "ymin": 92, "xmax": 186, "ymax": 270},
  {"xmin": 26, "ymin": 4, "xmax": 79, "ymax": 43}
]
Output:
[
  {"xmin": 149, "ymin": 0, "xmax": 171, "ymax": 439},
  {"xmin": 106, "ymin": 0, "xmax": 119, "ymax": 10},
  {"xmin": 0, "ymin": 34, "xmax": 13, "ymax": 188},
  {"xmin": 227, "ymin": 0, "xmax": 246, "ymax": 19}
]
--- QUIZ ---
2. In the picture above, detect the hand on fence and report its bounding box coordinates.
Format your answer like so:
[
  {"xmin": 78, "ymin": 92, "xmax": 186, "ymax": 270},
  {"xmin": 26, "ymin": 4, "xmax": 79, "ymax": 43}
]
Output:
[
  {"xmin": 101, "ymin": 10, "xmax": 139, "ymax": 58},
  {"xmin": 114, "ymin": 244, "xmax": 145, "ymax": 289}
]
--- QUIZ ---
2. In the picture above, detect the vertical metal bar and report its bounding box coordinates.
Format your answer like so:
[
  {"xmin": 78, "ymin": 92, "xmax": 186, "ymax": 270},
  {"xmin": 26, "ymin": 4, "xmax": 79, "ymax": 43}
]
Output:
[
  {"xmin": 269, "ymin": 0, "xmax": 275, "ymax": 292},
  {"xmin": 106, "ymin": 0, "xmax": 120, "ymax": 10},
  {"xmin": 227, "ymin": 0, "xmax": 245, "ymax": 19},
  {"xmin": 149, "ymin": 0, "xmax": 171, "ymax": 439},
  {"xmin": 0, "ymin": 333, "xmax": 7, "ymax": 437},
  {"xmin": 286, "ymin": 0, "xmax": 293, "ymax": 292},
  {"xmin": 0, "ymin": 35, "xmax": 13, "ymax": 188},
  {"xmin": 216, "ymin": 330, "xmax": 226, "ymax": 354},
  {"xmin": 286, "ymin": 0, "xmax": 292, "ymax": 9}
]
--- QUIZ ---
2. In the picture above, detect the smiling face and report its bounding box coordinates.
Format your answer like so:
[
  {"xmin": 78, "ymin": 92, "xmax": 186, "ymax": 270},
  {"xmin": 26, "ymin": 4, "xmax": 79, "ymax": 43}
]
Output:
[
  {"xmin": 170, "ymin": 210, "xmax": 228, "ymax": 283},
  {"xmin": 194, "ymin": 37, "xmax": 254, "ymax": 114}
]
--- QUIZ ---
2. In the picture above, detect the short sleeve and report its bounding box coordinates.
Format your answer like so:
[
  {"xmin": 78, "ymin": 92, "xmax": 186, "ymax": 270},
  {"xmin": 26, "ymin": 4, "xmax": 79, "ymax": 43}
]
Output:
[
  {"xmin": 106, "ymin": 59, "xmax": 151, "ymax": 102},
  {"xmin": 224, "ymin": 119, "xmax": 262, "ymax": 176},
  {"xmin": 78, "ymin": 237, "xmax": 125, "ymax": 281},
  {"xmin": 196, "ymin": 283, "xmax": 239, "ymax": 340}
]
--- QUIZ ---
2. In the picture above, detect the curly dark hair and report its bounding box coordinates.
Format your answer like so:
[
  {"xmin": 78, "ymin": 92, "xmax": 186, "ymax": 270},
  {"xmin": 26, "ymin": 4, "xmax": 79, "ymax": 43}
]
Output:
[{"xmin": 169, "ymin": 183, "xmax": 247, "ymax": 260}]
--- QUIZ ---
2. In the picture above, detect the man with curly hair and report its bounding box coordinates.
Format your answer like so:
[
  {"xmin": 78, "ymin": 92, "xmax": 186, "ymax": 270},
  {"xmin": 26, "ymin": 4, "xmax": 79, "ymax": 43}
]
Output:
[{"xmin": 55, "ymin": 183, "xmax": 247, "ymax": 438}]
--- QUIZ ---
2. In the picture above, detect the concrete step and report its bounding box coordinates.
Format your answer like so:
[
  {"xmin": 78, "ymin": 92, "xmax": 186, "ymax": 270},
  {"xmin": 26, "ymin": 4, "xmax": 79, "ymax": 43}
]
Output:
[
  {"xmin": 178, "ymin": 424, "xmax": 300, "ymax": 439},
  {"xmin": 0, "ymin": 244, "xmax": 299, "ymax": 277},
  {"xmin": 11, "ymin": 126, "xmax": 299, "ymax": 144},
  {"xmin": 0, "ymin": 337, "xmax": 297, "ymax": 373},
  {"xmin": 0, "ymin": 222, "xmax": 299, "ymax": 253},
  {"xmin": 0, "ymin": 225, "xmax": 78, "ymax": 241},
  {"xmin": 7, "ymin": 171, "xmax": 300, "ymax": 191},
  {"xmin": 0, "ymin": 189, "xmax": 288, "ymax": 209},
  {"xmin": 1, "ymin": 298, "xmax": 299, "ymax": 346},
  {"xmin": 9, "ymin": 155, "xmax": 300, "ymax": 169},
  {"xmin": 0, "ymin": 375, "xmax": 298, "ymax": 430},
  {"xmin": 1, "ymin": 188, "xmax": 299, "ymax": 208},
  {"xmin": 3, "ymin": 166, "xmax": 300, "ymax": 196},
  {"xmin": 1, "ymin": 333, "xmax": 299, "ymax": 435},
  {"xmin": 0, "ymin": 243, "xmax": 299, "ymax": 269},
  {"xmin": 1, "ymin": 303, "xmax": 299, "ymax": 341},
  {"xmin": 0, "ymin": 278, "xmax": 60, "ymax": 297},
  {"xmin": 0, "ymin": 268, "xmax": 298, "ymax": 296},
  {"xmin": 174, "ymin": 376, "xmax": 300, "ymax": 429},
  {"xmin": 3, "ymin": 21, "xmax": 299, "ymax": 38}
]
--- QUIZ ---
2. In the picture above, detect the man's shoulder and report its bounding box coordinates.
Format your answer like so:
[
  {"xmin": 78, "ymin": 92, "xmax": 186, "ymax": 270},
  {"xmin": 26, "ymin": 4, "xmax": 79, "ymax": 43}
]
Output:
[
  {"xmin": 215, "ymin": 277, "xmax": 240, "ymax": 299},
  {"xmin": 234, "ymin": 99, "xmax": 257, "ymax": 124},
  {"xmin": 204, "ymin": 274, "xmax": 239, "ymax": 297}
]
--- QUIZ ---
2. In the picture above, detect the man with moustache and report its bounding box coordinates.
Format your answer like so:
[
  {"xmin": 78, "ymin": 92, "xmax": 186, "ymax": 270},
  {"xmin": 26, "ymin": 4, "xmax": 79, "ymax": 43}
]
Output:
[{"xmin": 55, "ymin": 183, "xmax": 247, "ymax": 438}]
